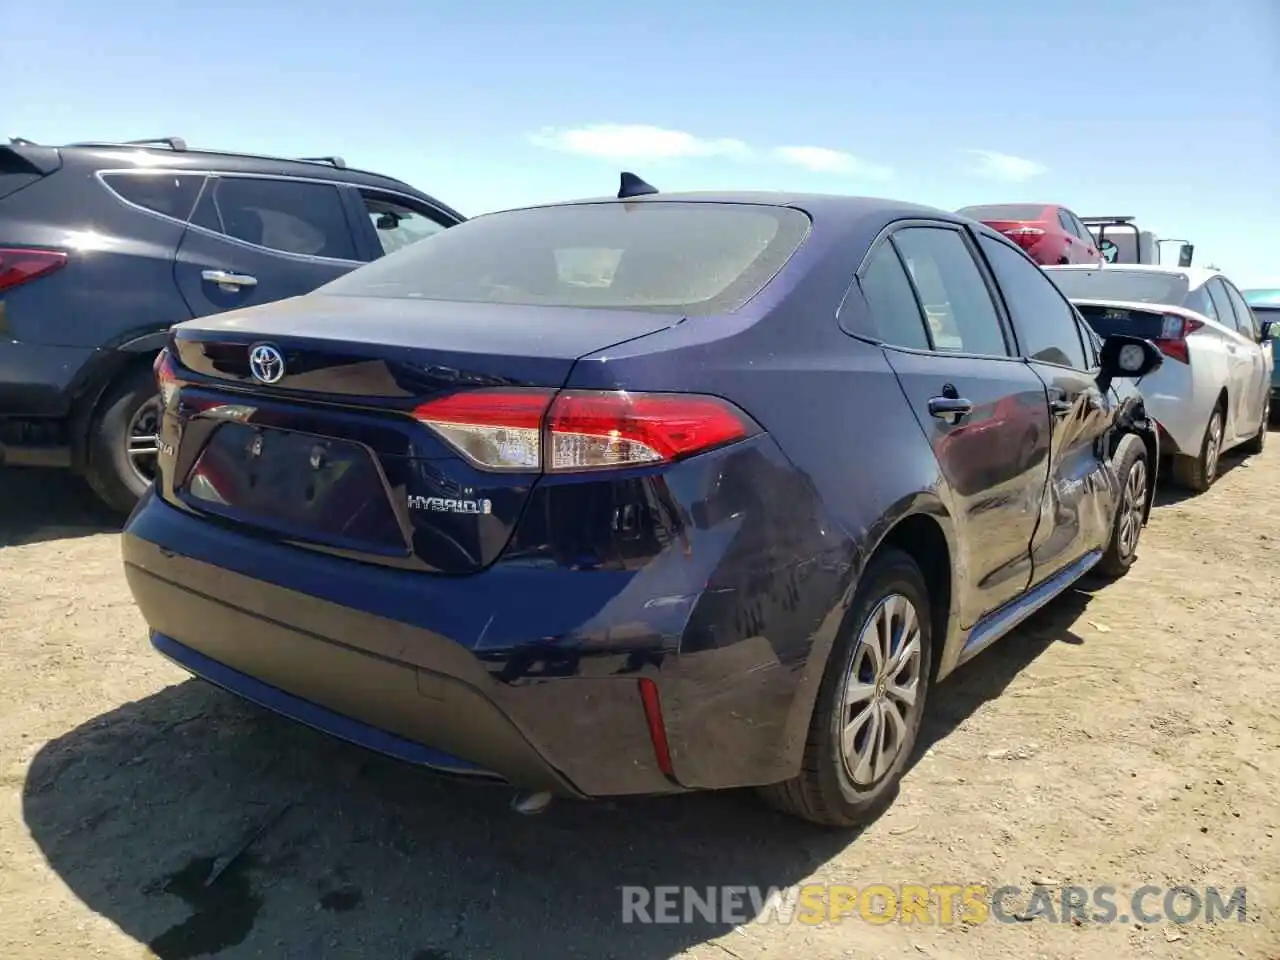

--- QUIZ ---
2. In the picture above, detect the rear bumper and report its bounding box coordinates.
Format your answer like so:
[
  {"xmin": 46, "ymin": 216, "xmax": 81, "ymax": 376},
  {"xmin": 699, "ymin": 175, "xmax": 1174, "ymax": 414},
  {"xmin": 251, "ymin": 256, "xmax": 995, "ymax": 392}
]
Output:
[{"xmin": 123, "ymin": 516, "xmax": 674, "ymax": 798}]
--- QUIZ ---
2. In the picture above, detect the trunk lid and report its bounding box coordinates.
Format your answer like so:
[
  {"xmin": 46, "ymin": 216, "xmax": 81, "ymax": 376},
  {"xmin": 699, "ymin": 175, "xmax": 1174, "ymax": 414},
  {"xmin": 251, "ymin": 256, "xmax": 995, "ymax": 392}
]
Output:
[{"xmin": 163, "ymin": 294, "xmax": 682, "ymax": 574}]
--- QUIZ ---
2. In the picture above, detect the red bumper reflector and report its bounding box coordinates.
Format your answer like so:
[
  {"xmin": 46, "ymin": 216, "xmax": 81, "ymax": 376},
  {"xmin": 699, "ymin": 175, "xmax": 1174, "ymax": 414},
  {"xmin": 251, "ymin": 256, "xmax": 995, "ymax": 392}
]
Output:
[{"xmin": 637, "ymin": 678, "xmax": 675, "ymax": 779}]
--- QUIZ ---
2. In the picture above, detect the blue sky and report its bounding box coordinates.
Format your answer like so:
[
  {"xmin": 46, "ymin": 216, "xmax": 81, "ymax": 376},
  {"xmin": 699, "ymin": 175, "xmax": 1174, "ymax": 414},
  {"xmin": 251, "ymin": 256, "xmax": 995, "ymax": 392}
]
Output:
[{"xmin": 9, "ymin": 0, "xmax": 1279, "ymax": 286}]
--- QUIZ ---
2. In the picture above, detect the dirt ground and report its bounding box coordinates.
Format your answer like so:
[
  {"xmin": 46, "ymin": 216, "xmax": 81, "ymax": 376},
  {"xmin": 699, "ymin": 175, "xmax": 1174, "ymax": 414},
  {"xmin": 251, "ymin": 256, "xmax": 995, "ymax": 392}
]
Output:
[{"xmin": 0, "ymin": 438, "xmax": 1277, "ymax": 960}]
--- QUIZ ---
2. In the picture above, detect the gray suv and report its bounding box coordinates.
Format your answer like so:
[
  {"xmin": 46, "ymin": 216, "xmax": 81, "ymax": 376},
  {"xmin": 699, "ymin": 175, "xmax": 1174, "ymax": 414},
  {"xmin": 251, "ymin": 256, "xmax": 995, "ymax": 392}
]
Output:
[{"xmin": 0, "ymin": 136, "xmax": 464, "ymax": 511}]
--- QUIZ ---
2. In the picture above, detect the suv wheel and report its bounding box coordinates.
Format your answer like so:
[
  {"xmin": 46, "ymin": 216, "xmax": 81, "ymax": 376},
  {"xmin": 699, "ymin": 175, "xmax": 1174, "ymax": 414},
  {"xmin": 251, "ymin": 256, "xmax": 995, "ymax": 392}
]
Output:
[
  {"xmin": 84, "ymin": 363, "xmax": 161, "ymax": 514},
  {"xmin": 759, "ymin": 548, "xmax": 933, "ymax": 827}
]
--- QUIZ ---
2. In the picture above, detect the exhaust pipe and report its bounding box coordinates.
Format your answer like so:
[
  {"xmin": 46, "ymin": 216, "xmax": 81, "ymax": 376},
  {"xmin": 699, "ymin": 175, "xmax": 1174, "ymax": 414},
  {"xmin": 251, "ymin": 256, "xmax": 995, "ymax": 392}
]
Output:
[{"xmin": 510, "ymin": 790, "xmax": 553, "ymax": 815}]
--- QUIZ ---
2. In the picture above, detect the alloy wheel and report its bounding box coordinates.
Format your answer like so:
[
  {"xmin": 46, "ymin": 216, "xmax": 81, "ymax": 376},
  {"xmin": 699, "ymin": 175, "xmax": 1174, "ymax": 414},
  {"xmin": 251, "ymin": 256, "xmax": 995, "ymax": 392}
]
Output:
[
  {"xmin": 1205, "ymin": 412, "xmax": 1222, "ymax": 481},
  {"xmin": 839, "ymin": 593, "xmax": 924, "ymax": 786},
  {"xmin": 125, "ymin": 396, "xmax": 161, "ymax": 486},
  {"xmin": 1116, "ymin": 458, "xmax": 1147, "ymax": 558}
]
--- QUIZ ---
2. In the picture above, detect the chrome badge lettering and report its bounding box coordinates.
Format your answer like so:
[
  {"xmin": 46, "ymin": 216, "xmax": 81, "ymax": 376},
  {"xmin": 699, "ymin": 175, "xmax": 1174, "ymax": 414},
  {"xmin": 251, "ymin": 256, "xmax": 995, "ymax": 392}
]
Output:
[{"xmin": 408, "ymin": 495, "xmax": 493, "ymax": 515}]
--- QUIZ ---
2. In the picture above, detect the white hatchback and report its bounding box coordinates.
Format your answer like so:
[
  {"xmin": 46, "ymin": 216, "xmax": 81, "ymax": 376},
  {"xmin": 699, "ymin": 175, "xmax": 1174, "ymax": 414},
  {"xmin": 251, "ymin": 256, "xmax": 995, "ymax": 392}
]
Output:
[{"xmin": 1045, "ymin": 264, "xmax": 1275, "ymax": 491}]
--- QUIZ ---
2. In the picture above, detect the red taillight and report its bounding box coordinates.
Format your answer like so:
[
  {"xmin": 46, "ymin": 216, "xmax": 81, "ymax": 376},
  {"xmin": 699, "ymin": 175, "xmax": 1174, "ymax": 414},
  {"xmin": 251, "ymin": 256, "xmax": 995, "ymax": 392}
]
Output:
[
  {"xmin": 154, "ymin": 348, "xmax": 180, "ymax": 404},
  {"xmin": 411, "ymin": 387, "xmax": 757, "ymax": 473},
  {"xmin": 0, "ymin": 247, "xmax": 67, "ymax": 293},
  {"xmin": 1003, "ymin": 227, "xmax": 1044, "ymax": 250},
  {"xmin": 637, "ymin": 678, "xmax": 675, "ymax": 779},
  {"xmin": 1152, "ymin": 314, "xmax": 1204, "ymax": 364}
]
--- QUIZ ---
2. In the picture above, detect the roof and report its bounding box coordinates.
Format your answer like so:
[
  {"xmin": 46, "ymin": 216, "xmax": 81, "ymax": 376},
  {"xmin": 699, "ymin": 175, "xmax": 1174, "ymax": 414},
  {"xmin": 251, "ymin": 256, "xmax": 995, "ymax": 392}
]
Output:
[
  {"xmin": 1044, "ymin": 262, "xmax": 1223, "ymax": 287},
  {"xmin": 482, "ymin": 189, "xmax": 971, "ymax": 228},
  {"xmin": 1244, "ymin": 288, "xmax": 1280, "ymax": 306}
]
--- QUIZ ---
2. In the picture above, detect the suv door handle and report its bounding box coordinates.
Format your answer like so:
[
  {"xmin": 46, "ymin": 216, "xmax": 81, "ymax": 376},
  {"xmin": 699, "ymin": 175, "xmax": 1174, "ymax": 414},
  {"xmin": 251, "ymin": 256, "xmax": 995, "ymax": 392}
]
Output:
[
  {"xmin": 202, "ymin": 269, "xmax": 258, "ymax": 288},
  {"xmin": 928, "ymin": 396, "xmax": 973, "ymax": 423}
]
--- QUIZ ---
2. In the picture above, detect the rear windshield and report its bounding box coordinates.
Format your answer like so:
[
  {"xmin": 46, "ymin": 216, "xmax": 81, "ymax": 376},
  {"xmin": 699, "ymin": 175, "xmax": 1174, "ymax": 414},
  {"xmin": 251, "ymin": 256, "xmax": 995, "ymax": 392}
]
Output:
[
  {"xmin": 956, "ymin": 204, "xmax": 1046, "ymax": 222},
  {"xmin": 1046, "ymin": 268, "xmax": 1190, "ymax": 306},
  {"xmin": 318, "ymin": 201, "xmax": 812, "ymax": 315}
]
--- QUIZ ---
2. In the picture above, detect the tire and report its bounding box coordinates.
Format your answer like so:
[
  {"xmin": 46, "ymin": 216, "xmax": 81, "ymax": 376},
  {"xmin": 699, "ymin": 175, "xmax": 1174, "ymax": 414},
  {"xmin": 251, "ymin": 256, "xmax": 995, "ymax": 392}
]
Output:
[
  {"xmin": 83, "ymin": 363, "xmax": 162, "ymax": 515},
  {"xmin": 759, "ymin": 548, "xmax": 933, "ymax": 827},
  {"xmin": 1240, "ymin": 394, "xmax": 1270, "ymax": 456},
  {"xmin": 1170, "ymin": 403, "xmax": 1224, "ymax": 493},
  {"xmin": 1094, "ymin": 434, "xmax": 1149, "ymax": 580}
]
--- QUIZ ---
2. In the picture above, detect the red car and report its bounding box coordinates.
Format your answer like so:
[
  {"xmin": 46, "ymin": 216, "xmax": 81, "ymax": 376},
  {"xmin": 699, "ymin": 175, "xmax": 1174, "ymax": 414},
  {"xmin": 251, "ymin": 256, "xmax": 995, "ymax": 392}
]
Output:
[{"xmin": 956, "ymin": 203, "xmax": 1102, "ymax": 266}]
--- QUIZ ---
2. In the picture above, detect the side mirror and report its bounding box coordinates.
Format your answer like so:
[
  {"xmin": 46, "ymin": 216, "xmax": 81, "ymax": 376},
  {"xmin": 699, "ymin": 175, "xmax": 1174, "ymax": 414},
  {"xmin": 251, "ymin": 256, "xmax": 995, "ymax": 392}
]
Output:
[
  {"xmin": 1177, "ymin": 243, "xmax": 1194, "ymax": 268},
  {"xmin": 1260, "ymin": 319, "xmax": 1276, "ymax": 343},
  {"xmin": 1097, "ymin": 334, "xmax": 1163, "ymax": 393}
]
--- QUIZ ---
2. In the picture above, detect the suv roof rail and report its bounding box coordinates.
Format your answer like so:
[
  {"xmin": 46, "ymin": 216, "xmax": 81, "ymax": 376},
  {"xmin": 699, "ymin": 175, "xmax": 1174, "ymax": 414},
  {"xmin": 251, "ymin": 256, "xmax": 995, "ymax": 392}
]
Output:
[
  {"xmin": 1080, "ymin": 215, "xmax": 1135, "ymax": 225},
  {"xmin": 298, "ymin": 155, "xmax": 347, "ymax": 169},
  {"xmin": 65, "ymin": 136, "xmax": 188, "ymax": 152}
]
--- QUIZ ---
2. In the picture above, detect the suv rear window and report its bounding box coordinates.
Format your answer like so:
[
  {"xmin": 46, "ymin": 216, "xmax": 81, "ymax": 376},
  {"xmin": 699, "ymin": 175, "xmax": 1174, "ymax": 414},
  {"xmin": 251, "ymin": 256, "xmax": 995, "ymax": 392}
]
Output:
[
  {"xmin": 956, "ymin": 204, "xmax": 1047, "ymax": 222},
  {"xmin": 318, "ymin": 201, "xmax": 812, "ymax": 315}
]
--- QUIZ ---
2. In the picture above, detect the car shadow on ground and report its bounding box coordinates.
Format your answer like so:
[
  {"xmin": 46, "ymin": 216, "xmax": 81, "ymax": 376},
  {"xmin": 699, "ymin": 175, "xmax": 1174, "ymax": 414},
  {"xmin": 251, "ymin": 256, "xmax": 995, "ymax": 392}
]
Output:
[
  {"xmin": 21, "ymin": 589, "xmax": 1092, "ymax": 960},
  {"xmin": 0, "ymin": 468, "xmax": 123, "ymax": 547}
]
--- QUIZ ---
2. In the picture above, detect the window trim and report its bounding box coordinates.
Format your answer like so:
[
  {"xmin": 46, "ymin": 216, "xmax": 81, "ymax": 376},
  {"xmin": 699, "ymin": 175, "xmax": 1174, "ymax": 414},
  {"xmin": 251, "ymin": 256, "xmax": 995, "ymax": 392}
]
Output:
[
  {"xmin": 974, "ymin": 230, "xmax": 1094, "ymax": 372},
  {"xmin": 841, "ymin": 218, "xmax": 1020, "ymax": 360},
  {"xmin": 1205, "ymin": 278, "xmax": 1238, "ymax": 332},
  {"xmin": 95, "ymin": 167, "xmax": 462, "ymax": 266}
]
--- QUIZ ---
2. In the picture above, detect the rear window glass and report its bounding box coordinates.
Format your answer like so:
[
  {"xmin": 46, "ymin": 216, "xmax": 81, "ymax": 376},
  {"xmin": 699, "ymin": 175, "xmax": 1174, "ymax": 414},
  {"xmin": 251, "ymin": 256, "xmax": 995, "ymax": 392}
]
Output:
[
  {"xmin": 956, "ymin": 204, "xmax": 1046, "ymax": 222},
  {"xmin": 318, "ymin": 201, "xmax": 812, "ymax": 315},
  {"xmin": 102, "ymin": 173, "xmax": 205, "ymax": 221},
  {"xmin": 1045, "ymin": 268, "xmax": 1190, "ymax": 306}
]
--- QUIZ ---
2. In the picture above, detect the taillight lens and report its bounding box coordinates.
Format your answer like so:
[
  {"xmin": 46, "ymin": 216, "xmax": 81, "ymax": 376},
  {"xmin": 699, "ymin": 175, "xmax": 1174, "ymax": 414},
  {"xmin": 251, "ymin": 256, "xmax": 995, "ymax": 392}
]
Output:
[
  {"xmin": 1003, "ymin": 227, "xmax": 1044, "ymax": 249},
  {"xmin": 1153, "ymin": 314, "xmax": 1204, "ymax": 364},
  {"xmin": 0, "ymin": 247, "xmax": 67, "ymax": 293},
  {"xmin": 411, "ymin": 388, "xmax": 758, "ymax": 473},
  {"xmin": 154, "ymin": 348, "xmax": 180, "ymax": 404},
  {"xmin": 413, "ymin": 388, "xmax": 553, "ymax": 471}
]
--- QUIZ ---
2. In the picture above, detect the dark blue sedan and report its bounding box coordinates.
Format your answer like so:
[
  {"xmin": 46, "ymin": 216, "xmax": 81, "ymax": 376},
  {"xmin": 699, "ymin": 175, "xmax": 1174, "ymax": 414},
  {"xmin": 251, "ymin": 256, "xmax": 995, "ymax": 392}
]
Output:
[{"xmin": 122, "ymin": 178, "xmax": 1163, "ymax": 826}]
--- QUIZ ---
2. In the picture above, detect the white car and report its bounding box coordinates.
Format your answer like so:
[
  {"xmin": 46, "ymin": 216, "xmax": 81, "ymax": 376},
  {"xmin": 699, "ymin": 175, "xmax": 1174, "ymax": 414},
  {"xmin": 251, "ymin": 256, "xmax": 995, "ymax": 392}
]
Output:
[{"xmin": 1044, "ymin": 264, "xmax": 1275, "ymax": 491}]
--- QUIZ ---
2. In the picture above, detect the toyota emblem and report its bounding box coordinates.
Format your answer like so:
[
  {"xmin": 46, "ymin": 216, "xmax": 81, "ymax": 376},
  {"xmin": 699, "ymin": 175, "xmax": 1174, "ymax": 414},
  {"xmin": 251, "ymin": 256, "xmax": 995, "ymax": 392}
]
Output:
[{"xmin": 248, "ymin": 343, "xmax": 285, "ymax": 384}]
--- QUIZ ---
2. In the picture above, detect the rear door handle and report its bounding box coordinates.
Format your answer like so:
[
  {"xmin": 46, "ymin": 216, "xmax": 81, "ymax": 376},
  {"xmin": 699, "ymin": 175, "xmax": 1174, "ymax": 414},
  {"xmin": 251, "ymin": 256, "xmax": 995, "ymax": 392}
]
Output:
[
  {"xmin": 1050, "ymin": 399, "xmax": 1072, "ymax": 417},
  {"xmin": 202, "ymin": 269, "xmax": 258, "ymax": 289},
  {"xmin": 928, "ymin": 396, "xmax": 973, "ymax": 423}
]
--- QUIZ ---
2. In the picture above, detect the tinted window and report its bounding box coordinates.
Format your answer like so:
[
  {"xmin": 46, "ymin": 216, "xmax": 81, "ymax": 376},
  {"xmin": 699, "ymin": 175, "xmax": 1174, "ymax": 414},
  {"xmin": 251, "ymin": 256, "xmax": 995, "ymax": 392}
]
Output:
[
  {"xmin": 319, "ymin": 202, "xmax": 811, "ymax": 316},
  {"xmin": 1045, "ymin": 267, "xmax": 1190, "ymax": 305},
  {"xmin": 890, "ymin": 227, "xmax": 1009, "ymax": 356},
  {"xmin": 1206, "ymin": 280, "xmax": 1235, "ymax": 328},
  {"xmin": 853, "ymin": 242, "xmax": 930, "ymax": 350},
  {"xmin": 1057, "ymin": 210, "xmax": 1076, "ymax": 234},
  {"xmin": 956, "ymin": 204, "xmax": 1046, "ymax": 222},
  {"xmin": 202, "ymin": 177, "xmax": 357, "ymax": 260},
  {"xmin": 1068, "ymin": 213, "xmax": 1093, "ymax": 243},
  {"xmin": 1223, "ymin": 283, "xmax": 1257, "ymax": 338},
  {"xmin": 362, "ymin": 191, "xmax": 451, "ymax": 256},
  {"xmin": 980, "ymin": 235, "xmax": 1089, "ymax": 368},
  {"xmin": 1183, "ymin": 283, "xmax": 1219, "ymax": 321},
  {"xmin": 102, "ymin": 172, "xmax": 205, "ymax": 220}
]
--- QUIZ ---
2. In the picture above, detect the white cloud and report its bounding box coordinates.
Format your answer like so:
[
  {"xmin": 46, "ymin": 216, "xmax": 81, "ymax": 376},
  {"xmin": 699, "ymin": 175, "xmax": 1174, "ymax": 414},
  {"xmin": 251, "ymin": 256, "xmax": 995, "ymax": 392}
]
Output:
[
  {"xmin": 962, "ymin": 149, "xmax": 1048, "ymax": 183},
  {"xmin": 772, "ymin": 146, "xmax": 894, "ymax": 180},
  {"xmin": 528, "ymin": 124, "xmax": 752, "ymax": 162}
]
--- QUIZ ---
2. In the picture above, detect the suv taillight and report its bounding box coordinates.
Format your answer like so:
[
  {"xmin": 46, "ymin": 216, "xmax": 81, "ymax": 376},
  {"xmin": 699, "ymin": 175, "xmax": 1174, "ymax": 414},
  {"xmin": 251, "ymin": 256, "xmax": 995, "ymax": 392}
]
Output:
[
  {"xmin": 412, "ymin": 388, "xmax": 760, "ymax": 473},
  {"xmin": 0, "ymin": 247, "xmax": 67, "ymax": 293},
  {"xmin": 1153, "ymin": 314, "xmax": 1204, "ymax": 364}
]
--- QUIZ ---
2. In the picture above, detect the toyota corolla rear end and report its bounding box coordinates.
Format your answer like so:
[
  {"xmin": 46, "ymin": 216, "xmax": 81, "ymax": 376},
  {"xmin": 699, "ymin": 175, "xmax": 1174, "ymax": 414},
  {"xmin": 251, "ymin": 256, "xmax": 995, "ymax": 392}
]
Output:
[{"xmin": 121, "ymin": 196, "xmax": 844, "ymax": 800}]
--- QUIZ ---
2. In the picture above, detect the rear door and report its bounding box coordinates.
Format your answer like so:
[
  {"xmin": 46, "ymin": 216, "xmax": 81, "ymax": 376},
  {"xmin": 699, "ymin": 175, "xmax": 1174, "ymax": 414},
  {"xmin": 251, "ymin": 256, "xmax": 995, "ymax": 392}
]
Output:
[
  {"xmin": 857, "ymin": 221, "xmax": 1052, "ymax": 626},
  {"xmin": 975, "ymin": 232, "xmax": 1118, "ymax": 585},
  {"xmin": 1221, "ymin": 280, "xmax": 1268, "ymax": 436},
  {"xmin": 1064, "ymin": 209, "xmax": 1101, "ymax": 264},
  {"xmin": 1205, "ymin": 278, "xmax": 1255, "ymax": 439},
  {"xmin": 174, "ymin": 174, "xmax": 365, "ymax": 319}
]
